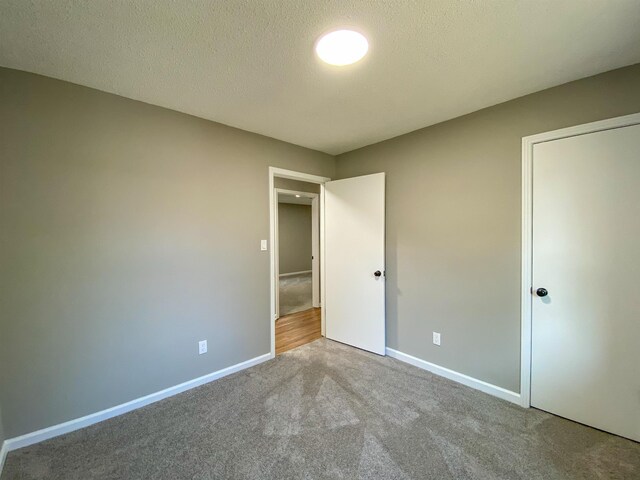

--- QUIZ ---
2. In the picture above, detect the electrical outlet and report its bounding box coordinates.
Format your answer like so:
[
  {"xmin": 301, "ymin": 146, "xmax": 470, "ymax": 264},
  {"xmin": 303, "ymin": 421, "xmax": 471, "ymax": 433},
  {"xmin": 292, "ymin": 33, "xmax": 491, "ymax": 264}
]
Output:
[
  {"xmin": 199, "ymin": 340, "xmax": 208, "ymax": 355},
  {"xmin": 433, "ymin": 332, "xmax": 441, "ymax": 346}
]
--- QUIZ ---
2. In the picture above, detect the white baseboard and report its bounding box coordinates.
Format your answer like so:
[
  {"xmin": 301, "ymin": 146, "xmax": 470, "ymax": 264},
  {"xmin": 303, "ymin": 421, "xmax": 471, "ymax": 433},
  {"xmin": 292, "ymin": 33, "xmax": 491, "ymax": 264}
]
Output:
[
  {"xmin": 0, "ymin": 440, "xmax": 7, "ymax": 476},
  {"xmin": 386, "ymin": 348, "xmax": 521, "ymax": 405},
  {"xmin": 279, "ymin": 270, "xmax": 312, "ymax": 277},
  {"xmin": 3, "ymin": 352, "xmax": 272, "ymax": 454}
]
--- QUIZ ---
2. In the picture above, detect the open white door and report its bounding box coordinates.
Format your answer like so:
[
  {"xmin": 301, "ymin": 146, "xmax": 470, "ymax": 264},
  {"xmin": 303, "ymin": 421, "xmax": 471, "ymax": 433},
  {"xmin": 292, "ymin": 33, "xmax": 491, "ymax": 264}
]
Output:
[{"xmin": 324, "ymin": 173, "xmax": 385, "ymax": 355}]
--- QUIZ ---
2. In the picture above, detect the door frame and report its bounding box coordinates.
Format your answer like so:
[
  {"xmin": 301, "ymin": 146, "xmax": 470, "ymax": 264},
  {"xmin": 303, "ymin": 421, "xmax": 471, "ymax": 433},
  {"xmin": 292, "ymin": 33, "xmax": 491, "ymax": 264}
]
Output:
[
  {"xmin": 520, "ymin": 112, "xmax": 640, "ymax": 408},
  {"xmin": 269, "ymin": 167, "xmax": 331, "ymax": 358},
  {"xmin": 274, "ymin": 188, "xmax": 320, "ymax": 318}
]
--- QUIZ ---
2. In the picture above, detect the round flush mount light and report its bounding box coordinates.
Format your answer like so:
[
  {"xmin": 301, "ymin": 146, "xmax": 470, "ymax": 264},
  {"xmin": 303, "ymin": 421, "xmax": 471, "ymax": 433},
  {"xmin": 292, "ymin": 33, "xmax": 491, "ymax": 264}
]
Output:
[{"xmin": 315, "ymin": 29, "xmax": 369, "ymax": 66}]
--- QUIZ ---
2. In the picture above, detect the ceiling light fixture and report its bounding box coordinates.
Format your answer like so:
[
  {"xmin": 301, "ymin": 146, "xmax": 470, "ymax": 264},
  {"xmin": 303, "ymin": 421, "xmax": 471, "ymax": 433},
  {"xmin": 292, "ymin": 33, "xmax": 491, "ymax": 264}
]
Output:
[
  {"xmin": 315, "ymin": 29, "xmax": 368, "ymax": 66},
  {"xmin": 295, "ymin": 194, "xmax": 301, "ymax": 198}
]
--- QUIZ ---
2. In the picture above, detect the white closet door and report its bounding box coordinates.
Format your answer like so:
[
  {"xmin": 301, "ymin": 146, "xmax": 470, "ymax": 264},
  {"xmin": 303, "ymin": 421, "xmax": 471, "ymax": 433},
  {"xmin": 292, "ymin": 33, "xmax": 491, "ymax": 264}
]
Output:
[{"xmin": 531, "ymin": 123, "xmax": 640, "ymax": 442}]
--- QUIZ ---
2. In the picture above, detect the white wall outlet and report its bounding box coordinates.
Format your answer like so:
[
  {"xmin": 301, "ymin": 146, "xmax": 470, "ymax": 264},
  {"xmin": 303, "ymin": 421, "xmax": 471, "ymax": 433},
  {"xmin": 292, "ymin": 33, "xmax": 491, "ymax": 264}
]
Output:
[
  {"xmin": 198, "ymin": 340, "xmax": 208, "ymax": 355},
  {"xmin": 433, "ymin": 332, "xmax": 441, "ymax": 346},
  {"xmin": 260, "ymin": 239, "xmax": 268, "ymax": 251}
]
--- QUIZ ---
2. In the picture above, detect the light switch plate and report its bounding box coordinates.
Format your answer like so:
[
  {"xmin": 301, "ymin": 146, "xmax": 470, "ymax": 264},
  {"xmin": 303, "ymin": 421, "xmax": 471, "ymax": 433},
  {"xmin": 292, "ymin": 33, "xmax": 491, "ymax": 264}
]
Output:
[{"xmin": 260, "ymin": 239, "xmax": 268, "ymax": 251}]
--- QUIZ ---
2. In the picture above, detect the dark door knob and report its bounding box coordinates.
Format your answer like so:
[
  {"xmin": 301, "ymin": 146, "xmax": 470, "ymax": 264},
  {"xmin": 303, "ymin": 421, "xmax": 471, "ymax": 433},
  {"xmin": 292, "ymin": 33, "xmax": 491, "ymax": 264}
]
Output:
[
  {"xmin": 536, "ymin": 288, "xmax": 548, "ymax": 297},
  {"xmin": 374, "ymin": 270, "xmax": 382, "ymax": 277}
]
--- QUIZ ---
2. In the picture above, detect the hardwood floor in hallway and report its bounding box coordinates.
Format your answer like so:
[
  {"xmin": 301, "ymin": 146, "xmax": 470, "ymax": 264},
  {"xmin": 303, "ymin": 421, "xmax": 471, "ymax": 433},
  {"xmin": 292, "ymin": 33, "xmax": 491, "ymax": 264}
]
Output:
[{"xmin": 275, "ymin": 307, "xmax": 321, "ymax": 355}]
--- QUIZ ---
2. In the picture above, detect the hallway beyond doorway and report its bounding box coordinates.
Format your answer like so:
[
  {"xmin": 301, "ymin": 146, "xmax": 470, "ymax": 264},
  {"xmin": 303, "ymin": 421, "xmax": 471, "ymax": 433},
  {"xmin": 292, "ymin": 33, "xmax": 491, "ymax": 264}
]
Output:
[
  {"xmin": 279, "ymin": 272, "xmax": 312, "ymax": 316},
  {"xmin": 275, "ymin": 308, "xmax": 321, "ymax": 355}
]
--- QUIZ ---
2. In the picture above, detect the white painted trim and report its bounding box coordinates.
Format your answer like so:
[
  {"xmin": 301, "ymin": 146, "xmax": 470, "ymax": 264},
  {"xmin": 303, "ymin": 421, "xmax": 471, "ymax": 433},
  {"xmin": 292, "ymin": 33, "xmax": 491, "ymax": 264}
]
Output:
[
  {"xmin": 269, "ymin": 167, "xmax": 330, "ymax": 356},
  {"xmin": 386, "ymin": 348, "xmax": 521, "ymax": 405},
  {"xmin": 311, "ymin": 195, "xmax": 320, "ymax": 308},
  {"xmin": 520, "ymin": 132, "xmax": 533, "ymax": 409},
  {"xmin": 0, "ymin": 440, "xmax": 7, "ymax": 477},
  {"xmin": 520, "ymin": 112, "xmax": 640, "ymax": 409},
  {"xmin": 320, "ymin": 184, "xmax": 326, "ymax": 335},
  {"xmin": 274, "ymin": 190, "xmax": 280, "ymax": 319},
  {"xmin": 2, "ymin": 352, "xmax": 271, "ymax": 453},
  {"xmin": 279, "ymin": 270, "xmax": 312, "ymax": 277},
  {"xmin": 270, "ymin": 169, "xmax": 276, "ymax": 337}
]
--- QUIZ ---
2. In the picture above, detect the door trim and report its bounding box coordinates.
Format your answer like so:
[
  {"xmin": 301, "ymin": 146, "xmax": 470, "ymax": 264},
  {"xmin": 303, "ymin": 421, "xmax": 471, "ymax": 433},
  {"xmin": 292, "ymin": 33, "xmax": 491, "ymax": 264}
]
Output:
[
  {"xmin": 269, "ymin": 167, "xmax": 331, "ymax": 358},
  {"xmin": 520, "ymin": 112, "xmax": 640, "ymax": 408}
]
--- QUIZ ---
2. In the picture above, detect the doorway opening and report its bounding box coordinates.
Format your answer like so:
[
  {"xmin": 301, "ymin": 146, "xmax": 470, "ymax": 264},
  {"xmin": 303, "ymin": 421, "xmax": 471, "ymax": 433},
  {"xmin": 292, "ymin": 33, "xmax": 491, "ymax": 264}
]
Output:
[
  {"xmin": 269, "ymin": 168, "xmax": 330, "ymax": 356},
  {"xmin": 275, "ymin": 187, "xmax": 319, "ymax": 316},
  {"xmin": 275, "ymin": 184, "xmax": 321, "ymax": 354},
  {"xmin": 269, "ymin": 167, "xmax": 387, "ymax": 358}
]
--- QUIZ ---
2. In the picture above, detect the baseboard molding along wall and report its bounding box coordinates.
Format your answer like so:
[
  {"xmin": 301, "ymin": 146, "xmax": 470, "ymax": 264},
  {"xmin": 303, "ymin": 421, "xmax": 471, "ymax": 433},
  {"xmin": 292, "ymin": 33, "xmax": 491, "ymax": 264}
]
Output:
[
  {"xmin": 1, "ymin": 346, "xmax": 521, "ymax": 477},
  {"xmin": 386, "ymin": 348, "xmax": 521, "ymax": 405},
  {"xmin": 279, "ymin": 270, "xmax": 312, "ymax": 277},
  {"xmin": 2, "ymin": 352, "xmax": 272, "ymax": 456},
  {"xmin": 0, "ymin": 440, "xmax": 7, "ymax": 476}
]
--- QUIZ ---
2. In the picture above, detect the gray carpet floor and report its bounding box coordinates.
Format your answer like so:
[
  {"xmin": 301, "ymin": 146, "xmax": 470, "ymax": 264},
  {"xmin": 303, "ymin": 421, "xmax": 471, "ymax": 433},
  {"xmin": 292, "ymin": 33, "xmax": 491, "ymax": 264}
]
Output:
[
  {"xmin": 3, "ymin": 339, "xmax": 639, "ymax": 480},
  {"xmin": 279, "ymin": 272, "xmax": 312, "ymax": 315}
]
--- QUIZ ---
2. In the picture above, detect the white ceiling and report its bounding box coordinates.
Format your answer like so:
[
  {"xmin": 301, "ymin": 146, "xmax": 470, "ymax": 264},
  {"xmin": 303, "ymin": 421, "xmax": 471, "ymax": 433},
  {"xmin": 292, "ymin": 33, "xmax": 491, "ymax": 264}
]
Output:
[
  {"xmin": 1, "ymin": 1, "xmax": 639, "ymax": 155},
  {"xmin": 279, "ymin": 193, "xmax": 313, "ymax": 206}
]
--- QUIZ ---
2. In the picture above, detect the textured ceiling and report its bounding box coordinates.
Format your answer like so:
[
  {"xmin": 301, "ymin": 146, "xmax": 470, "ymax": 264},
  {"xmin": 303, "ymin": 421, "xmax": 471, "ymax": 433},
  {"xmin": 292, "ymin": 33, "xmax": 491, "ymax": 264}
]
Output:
[{"xmin": 1, "ymin": 1, "xmax": 640, "ymax": 155}]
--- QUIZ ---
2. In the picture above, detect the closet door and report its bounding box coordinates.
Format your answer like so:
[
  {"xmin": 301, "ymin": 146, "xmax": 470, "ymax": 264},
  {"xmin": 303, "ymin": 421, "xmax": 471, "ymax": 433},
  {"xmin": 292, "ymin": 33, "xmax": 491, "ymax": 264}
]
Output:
[{"xmin": 531, "ymin": 123, "xmax": 640, "ymax": 441}]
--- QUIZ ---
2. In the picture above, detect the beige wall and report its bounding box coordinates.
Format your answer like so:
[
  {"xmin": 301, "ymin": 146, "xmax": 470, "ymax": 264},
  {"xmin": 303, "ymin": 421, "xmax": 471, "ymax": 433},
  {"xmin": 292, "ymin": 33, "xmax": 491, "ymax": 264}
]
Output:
[
  {"xmin": 274, "ymin": 178, "xmax": 321, "ymax": 194},
  {"xmin": 3, "ymin": 61, "xmax": 640, "ymax": 439},
  {"xmin": 336, "ymin": 63, "xmax": 640, "ymax": 392},
  {"xmin": 0, "ymin": 67, "xmax": 335, "ymax": 438},
  {"xmin": 278, "ymin": 203, "xmax": 312, "ymax": 274}
]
